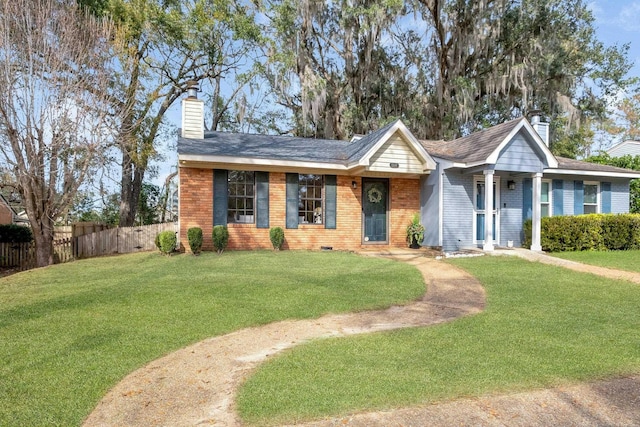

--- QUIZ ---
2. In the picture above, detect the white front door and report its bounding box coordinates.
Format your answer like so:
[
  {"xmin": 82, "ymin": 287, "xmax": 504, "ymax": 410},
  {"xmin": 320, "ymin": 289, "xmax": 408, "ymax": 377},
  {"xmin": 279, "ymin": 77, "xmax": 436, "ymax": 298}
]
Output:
[{"xmin": 474, "ymin": 177, "xmax": 500, "ymax": 244}]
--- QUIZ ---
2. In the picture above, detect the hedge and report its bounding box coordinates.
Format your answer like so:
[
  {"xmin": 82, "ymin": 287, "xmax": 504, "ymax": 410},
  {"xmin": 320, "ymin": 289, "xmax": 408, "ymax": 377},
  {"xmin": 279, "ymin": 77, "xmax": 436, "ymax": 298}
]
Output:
[
  {"xmin": 523, "ymin": 214, "xmax": 640, "ymax": 252},
  {"xmin": 0, "ymin": 224, "xmax": 33, "ymax": 243}
]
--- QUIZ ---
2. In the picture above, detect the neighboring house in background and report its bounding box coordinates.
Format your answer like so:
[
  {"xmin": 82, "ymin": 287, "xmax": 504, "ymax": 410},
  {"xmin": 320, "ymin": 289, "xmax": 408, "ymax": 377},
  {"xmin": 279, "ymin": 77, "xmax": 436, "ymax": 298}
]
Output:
[
  {"xmin": 177, "ymin": 92, "xmax": 640, "ymax": 253},
  {"xmin": 0, "ymin": 194, "xmax": 16, "ymax": 225},
  {"xmin": 607, "ymin": 140, "xmax": 640, "ymax": 158}
]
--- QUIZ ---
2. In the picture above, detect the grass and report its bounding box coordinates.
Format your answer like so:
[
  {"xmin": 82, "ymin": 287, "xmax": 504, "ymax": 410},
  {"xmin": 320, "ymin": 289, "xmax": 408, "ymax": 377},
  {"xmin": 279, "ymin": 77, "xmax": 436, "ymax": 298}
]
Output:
[
  {"xmin": 0, "ymin": 250, "xmax": 424, "ymax": 426},
  {"xmin": 237, "ymin": 256, "xmax": 640, "ymax": 426},
  {"xmin": 551, "ymin": 249, "xmax": 640, "ymax": 273}
]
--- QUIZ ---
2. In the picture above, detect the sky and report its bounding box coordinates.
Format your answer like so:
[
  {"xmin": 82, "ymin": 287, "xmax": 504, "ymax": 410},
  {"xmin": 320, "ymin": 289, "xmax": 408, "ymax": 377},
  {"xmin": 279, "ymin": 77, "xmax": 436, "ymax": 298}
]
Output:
[
  {"xmin": 589, "ymin": 0, "xmax": 640, "ymax": 76},
  {"xmin": 152, "ymin": 0, "xmax": 640, "ymax": 188}
]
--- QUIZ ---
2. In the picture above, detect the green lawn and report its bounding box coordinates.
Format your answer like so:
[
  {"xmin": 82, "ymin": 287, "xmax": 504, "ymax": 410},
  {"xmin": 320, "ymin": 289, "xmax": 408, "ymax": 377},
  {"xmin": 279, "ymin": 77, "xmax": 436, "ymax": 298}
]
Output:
[
  {"xmin": 0, "ymin": 250, "xmax": 424, "ymax": 426},
  {"xmin": 551, "ymin": 249, "xmax": 640, "ymax": 273},
  {"xmin": 237, "ymin": 256, "xmax": 640, "ymax": 426}
]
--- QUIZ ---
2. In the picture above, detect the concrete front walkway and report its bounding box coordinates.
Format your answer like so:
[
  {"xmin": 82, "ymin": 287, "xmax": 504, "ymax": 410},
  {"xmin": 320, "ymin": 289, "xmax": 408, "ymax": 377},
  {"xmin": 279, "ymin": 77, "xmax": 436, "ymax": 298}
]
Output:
[
  {"xmin": 504, "ymin": 248, "xmax": 640, "ymax": 285},
  {"xmin": 83, "ymin": 253, "xmax": 485, "ymax": 427}
]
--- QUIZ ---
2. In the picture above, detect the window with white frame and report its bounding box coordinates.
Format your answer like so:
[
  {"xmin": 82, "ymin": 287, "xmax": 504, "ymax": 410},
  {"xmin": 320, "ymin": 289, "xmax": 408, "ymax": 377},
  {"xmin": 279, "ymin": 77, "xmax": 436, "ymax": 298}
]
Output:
[
  {"xmin": 541, "ymin": 180, "xmax": 552, "ymax": 217},
  {"xmin": 228, "ymin": 170, "xmax": 255, "ymax": 223},
  {"xmin": 298, "ymin": 174, "xmax": 323, "ymax": 224},
  {"xmin": 583, "ymin": 181, "xmax": 599, "ymax": 214}
]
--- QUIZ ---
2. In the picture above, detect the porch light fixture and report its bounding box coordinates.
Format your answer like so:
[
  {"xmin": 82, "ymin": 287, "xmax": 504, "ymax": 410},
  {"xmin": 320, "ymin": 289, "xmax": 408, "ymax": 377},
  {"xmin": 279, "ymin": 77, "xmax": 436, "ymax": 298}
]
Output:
[
  {"xmin": 507, "ymin": 180, "xmax": 516, "ymax": 190},
  {"xmin": 351, "ymin": 180, "xmax": 357, "ymax": 189}
]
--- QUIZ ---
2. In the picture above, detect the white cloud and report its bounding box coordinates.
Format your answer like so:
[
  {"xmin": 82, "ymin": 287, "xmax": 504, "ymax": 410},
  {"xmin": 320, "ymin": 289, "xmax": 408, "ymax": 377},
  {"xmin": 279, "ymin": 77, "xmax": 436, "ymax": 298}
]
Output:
[
  {"xmin": 587, "ymin": 1, "xmax": 604, "ymax": 20},
  {"xmin": 617, "ymin": 1, "xmax": 640, "ymax": 32}
]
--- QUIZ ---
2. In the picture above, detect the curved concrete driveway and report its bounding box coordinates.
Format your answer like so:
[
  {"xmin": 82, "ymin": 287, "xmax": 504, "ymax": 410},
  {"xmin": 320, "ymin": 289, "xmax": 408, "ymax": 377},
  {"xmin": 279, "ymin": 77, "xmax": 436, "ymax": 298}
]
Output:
[{"xmin": 83, "ymin": 253, "xmax": 485, "ymax": 427}]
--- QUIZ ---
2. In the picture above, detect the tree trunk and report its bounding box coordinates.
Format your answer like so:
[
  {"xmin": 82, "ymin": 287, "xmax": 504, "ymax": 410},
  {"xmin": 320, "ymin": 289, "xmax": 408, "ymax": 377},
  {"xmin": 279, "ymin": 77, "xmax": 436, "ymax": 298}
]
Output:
[
  {"xmin": 119, "ymin": 148, "xmax": 134, "ymax": 226},
  {"xmin": 119, "ymin": 148, "xmax": 145, "ymax": 227},
  {"xmin": 30, "ymin": 215, "xmax": 54, "ymax": 268}
]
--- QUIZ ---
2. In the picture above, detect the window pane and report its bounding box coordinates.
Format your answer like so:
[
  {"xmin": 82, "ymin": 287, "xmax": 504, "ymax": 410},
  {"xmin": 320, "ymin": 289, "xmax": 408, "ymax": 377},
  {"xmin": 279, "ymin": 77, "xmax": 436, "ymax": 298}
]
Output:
[
  {"xmin": 584, "ymin": 204, "xmax": 597, "ymax": 214},
  {"xmin": 584, "ymin": 184, "xmax": 597, "ymax": 204},
  {"xmin": 227, "ymin": 170, "xmax": 255, "ymax": 223},
  {"xmin": 298, "ymin": 174, "xmax": 323, "ymax": 224},
  {"xmin": 541, "ymin": 204, "xmax": 549, "ymax": 217},
  {"xmin": 476, "ymin": 213, "xmax": 485, "ymax": 240},
  {"xmin": 476, "ymin": 183, "xmax": 485, "ymax": 210},
  {"xmin": 541, "ymin": 182, "xmax": 549, "ymax": 203}
]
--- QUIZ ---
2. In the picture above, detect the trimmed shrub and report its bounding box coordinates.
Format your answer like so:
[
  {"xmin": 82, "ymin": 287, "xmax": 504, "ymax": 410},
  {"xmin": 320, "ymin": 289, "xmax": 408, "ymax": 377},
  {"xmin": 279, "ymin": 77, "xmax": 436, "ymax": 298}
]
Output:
[
  {"xmin": 269, "ymin": 227, "xmax": 285, "ymax": 250},
  {"xmin": 187, "ymin": 227, "xmax": 203, "ymax": 255},
  {"xmin": 212, "ymin": 225, "xmax": 229, "ymax": 254},
  {"xmin": 0, "ymin": 224, "xmax": 33, "ymax": 243},
  {"xmin": 525, "ymin": 213, "xmax": 640, "ymax": 252},
  {"xmin": 157, "ymin": 230, "xmax": 176, "ymax": 255}
]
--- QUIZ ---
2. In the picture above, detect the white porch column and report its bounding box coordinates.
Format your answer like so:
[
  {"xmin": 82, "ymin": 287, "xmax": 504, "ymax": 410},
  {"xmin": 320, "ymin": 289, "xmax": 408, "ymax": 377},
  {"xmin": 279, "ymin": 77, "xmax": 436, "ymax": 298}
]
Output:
[
  {"xmin": 483, "ymin": 169, "xmax": 494, "ymax": 251},
  {"xmin": 531, "ymin": 172, "xmax": 543, "ymax": 251}
]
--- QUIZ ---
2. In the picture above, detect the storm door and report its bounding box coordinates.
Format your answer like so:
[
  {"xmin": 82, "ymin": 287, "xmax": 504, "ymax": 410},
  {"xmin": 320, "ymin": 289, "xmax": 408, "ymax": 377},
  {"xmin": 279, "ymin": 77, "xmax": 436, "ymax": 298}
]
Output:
[
  {"xmin": 362, "ymin": 179, "xmax": 389, "ymax": 243},
  {"xmin": 474, "ymin": 178, "xmax": 500, "ymax": 243}
]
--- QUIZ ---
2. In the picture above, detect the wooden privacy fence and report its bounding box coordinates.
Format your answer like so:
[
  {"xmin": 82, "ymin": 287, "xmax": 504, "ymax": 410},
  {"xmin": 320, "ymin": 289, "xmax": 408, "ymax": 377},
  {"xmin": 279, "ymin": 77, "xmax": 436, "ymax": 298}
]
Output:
[
  {"xmin": 0, "ymin": 223, "xmax": 178, "ymax": 270},
  {"xmin": 0, "ymin": 242, "xmax": 34, "ymax": 270},
  {"xmin": 0, "ymin": 237, "xmax": 74, "ymax": 271},
  {"xmin": 74, "ymin": 223, "xmax": 178, "ymax": 259}
]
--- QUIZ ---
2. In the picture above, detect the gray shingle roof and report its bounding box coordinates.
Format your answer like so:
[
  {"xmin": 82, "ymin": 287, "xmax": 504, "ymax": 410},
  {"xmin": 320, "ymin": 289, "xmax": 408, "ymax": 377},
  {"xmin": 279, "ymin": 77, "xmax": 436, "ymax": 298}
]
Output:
[
  {"xmin": 178, "ymin": 120, "xmax": 401, "ymax": 165},
  {"xmin": 556, "ymin": 157, "xmax": 639, "ymax": 174},
  {"xmin": 420, "ymin": 118, "xmax": 523, "ymax": 162},
  {"xmin": 178, "ymin": 131, "xmax": 350, "ymax": 163}
]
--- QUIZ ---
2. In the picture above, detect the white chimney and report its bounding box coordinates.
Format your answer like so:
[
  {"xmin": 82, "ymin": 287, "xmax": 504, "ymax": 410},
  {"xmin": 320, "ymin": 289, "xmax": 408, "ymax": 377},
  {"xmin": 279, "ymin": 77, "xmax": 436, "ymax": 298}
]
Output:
[
  {"xmin": 181, "ymin": 81, "xmax": 204, "ymax": 139},
  {"xmin": 529, "ymin": 110, "xmax": 549, "ymax": 147}
]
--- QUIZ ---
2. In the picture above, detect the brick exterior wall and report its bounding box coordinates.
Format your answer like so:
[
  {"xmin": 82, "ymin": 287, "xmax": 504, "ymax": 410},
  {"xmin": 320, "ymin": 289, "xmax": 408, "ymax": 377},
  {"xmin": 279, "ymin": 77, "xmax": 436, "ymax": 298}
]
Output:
[
  {"xmin": 0, "ymin": 203, "xmax": 12, "ymax": 225},
  {"xmin": 179, "ymin": 169, "xmax": 421, "ymax": 252},
  {"xmin": 179, "ymin": 167, "xmax": 213, "ymax": 251}
]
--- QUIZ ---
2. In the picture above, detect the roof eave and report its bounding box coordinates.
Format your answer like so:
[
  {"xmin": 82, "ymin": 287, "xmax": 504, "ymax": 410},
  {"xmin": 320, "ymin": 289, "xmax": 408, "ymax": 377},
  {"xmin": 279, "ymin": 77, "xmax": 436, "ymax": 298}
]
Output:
[
  {"xmin": 179, "ymin": 154, "xmax": 349, "ymax": 172},
  {"xmin": 545, "ymin": 168, "xmax": 640, "ymax": 179}
]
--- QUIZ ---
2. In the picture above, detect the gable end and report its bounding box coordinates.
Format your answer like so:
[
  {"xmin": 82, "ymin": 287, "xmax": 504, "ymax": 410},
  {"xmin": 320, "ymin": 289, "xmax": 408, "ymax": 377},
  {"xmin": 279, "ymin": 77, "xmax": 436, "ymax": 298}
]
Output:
[{"xmin": 368, "ymin": 132, "xmax": 426, "ymax": 174}]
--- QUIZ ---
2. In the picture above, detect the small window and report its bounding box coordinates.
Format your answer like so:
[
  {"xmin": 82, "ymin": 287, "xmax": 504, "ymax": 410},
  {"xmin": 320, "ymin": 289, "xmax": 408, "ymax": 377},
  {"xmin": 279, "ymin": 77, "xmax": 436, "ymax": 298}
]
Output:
[
  {"xmin": 228, "ymin": 171, "xmax": 255, "ymax": 223},
  {"xmin": 583, "ymin": 182, "xmax": 599, "ymax": 214},
  {"xmin": 298, "ymin": 174, "xmax": 323, "ymax": 224},
  {"xmin": 541, "ymin": 180, "xmax": 552, "ymax": 217}
]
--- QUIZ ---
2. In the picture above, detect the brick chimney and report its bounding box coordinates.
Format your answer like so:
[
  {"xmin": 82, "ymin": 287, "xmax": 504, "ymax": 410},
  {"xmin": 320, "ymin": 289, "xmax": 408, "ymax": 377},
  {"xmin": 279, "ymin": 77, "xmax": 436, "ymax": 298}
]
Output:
[
  {"xmin": 181, "ymin": 81, "xmax": 204, "ymax": 139},
  {"xmin": 528, "ymin": 110, "xmax": 549, "ymax": 147}
]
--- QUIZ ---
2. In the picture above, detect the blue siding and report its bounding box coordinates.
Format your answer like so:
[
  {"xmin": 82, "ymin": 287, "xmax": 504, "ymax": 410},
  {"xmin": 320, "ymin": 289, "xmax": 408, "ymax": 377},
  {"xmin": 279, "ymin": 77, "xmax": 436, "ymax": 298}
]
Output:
[
  {"xmin": 421, "ymin": 167, "xmax": 441, "ymax": 247},
  {"xmin": 539, "ymin": 178, "xmax": 630, "ymax": 216},
  {"xmin": 499, "ymin": 178, "xmax": 524, "ymax": 247},
  {"xmin": 495, "ymin": 133, "xmax": 546, "ymax": 173},
  {"xmin": 611, "ymin": 180, "xmax": 631, "ymax": 213},
  {"xmin": 442, "ymin": 172, "xmax": 473, "ymax": 252}
]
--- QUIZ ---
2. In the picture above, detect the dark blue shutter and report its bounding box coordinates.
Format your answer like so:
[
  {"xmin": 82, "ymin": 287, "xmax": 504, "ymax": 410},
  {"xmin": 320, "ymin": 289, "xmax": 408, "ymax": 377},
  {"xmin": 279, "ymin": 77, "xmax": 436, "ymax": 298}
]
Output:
[
  {"xmin": 574, "ymin": 181, "xmax": 584, "ymax": 215},
  {"xmin": 601, "ymin": 182, "xmax": 611, "ymax": 213},
  {"xmin": 255, "ymin": 172, "xmax": 269, "ymax": 228},
  {"xmin": 324, "ymin": 175, "xmax": 337, "ymax": 229},
  {"xmin": 552, "ymin": 179, "xmax": 563, "ymax": 216},
  {"xmin": 285, "ymin": 173, "xmax": 299, "ymax": 229},
  {"xmin": 213, "ymin": 170, "xmax": 228, "ymax": 226},
  {"xmin": 522, "ymin": 178, "xmax": 532, "ymax": 222}
]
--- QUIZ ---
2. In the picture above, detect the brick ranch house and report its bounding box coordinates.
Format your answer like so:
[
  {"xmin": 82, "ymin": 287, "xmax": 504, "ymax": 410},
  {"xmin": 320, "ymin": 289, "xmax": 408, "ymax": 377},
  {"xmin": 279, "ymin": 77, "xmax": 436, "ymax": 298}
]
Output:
[{"xmin": 177, "ymin": 92, "xmax": 640, "ymax": 253}]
